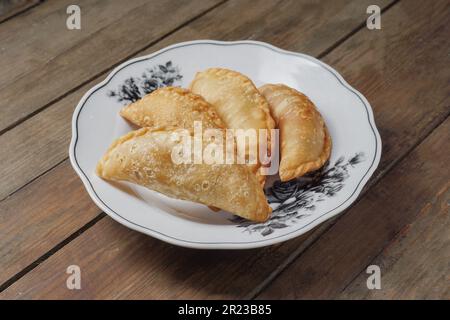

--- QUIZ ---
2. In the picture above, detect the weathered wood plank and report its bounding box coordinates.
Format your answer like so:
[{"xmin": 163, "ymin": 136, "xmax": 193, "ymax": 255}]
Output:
[
  {"xmin": 0, "ymin": 80, "xmax": 94, "ymax": 201},
  {"xmin": 0, "ymin": 161, "xmax": 100, "ymax": 288},
  {"xmin": 0, "ymin": 0, "xmax": 394, "ymax": 290},
  {"xmin": 257, "ymin": 118, "xmax": 450, "ymax": 299},
  {"xmin": 0, "ymin": 0, "xmax": 222, "ymax": 133},
  {"xmin": 321, "ymin": 0, "xmax": 450, "ymax": 181},
  {"xmin": 339, "ymin": 184, "xmax": 449, "ymax": 299},
  {"xmin": 2, "ymin": 0, "xmax": 449, "ymax": 298},
  {"xmin": 0, "ymin": 0, "xmax": 39, "ymax": 23},
  {"xmin": 0, "ymin": 0, "xmax": 146, "ymax": 88}
]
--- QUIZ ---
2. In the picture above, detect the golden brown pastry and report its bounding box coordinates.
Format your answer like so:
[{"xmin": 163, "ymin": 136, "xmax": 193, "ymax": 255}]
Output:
[
  {"xmin": 259, "ymin": 84, "xmax": 332, "ymax": 181},
  {"xmin": 96, "ymin": 127, "xmax": 272, "ymax": 222},
  {"xmin": 120, "ymin": 87, "xmax": 226, "ymax": 213},
  {"xmin": 120, "ymin": 86, "xmax": 225, "ymax": 129},
  {"xmin": 190, "ymin": 68, "xmax": 275, "ymax": 185}
]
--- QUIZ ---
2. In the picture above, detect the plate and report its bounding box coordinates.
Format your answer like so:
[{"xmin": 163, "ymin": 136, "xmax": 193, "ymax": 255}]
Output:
[{"xmin": 69, "ymin": 40, "xmax": 381, "ymax": 249}]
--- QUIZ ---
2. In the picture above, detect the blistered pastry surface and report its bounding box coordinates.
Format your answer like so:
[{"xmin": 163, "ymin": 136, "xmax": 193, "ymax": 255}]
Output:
[
  {"xmin": 260, "ymin": 84, "xmax": 332, "ymax": 181},
  {"xmin": 97, "ymin": 127, "xmax": 271, "ymax": 222},
  {"xmin": 190, "ymin": 68, "xmax": 275, "ymax": 185},
  {"xmin": 120, "ymin": 86, "xmax": 225, "ymax": 129}
]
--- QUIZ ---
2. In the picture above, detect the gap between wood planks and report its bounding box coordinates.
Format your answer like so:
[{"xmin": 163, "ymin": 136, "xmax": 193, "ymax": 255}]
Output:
[
  {"xmin": 0, "ymin": 0, "xmax": 44, "ymax": 25},
  {"xmin": 340, "ymin": 184, "xmax": 450, "ymax": 299},
  {"xmin": 316, "ymin": 0, "xmax": 399, "ymax": 59},
  {"xmin": 0, "ymin": 0, "xmax": 408, "ymax": 293},
  {"xmin": 0, "ymin": 213, "xmax": 105, "ymax": 292},
  {"xmin": 337, "ymin": 181, "xmax": 449, "ymax": 297},
  {"xmin": 0, "ymin": 0, "xmax": 228, "ymax": 137}
]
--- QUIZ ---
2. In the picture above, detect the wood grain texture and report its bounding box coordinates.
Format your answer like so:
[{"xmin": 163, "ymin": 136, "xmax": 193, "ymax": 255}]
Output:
[
  {"xmin": 1, "ymin": 219, "xmax": 321, "ymax": 299},
  {"xmin": 0, "ymin": 161, "xmax": 100, "ymax": 286},
  {"xmin": 257, "ymin": 118, "xmax": 450, "ymax": 299},
  {"xmin": 0, "ymin": 0, "xmax": 39, "ymax": 23},
  {"xmin": 0, "ymin": 0, "xmax": 146, "ymax": 89},
  {"xmin": 0, "ymin": 0, "xmax": 394, "ymax": 293},
  {"xmin": 340, "ymin": 184, "xmax": 449, "ymax": 299},
  {"xmin": 2, "ymin": 0, "xmax": 449, "ymax": 299},
  {"xmin": 0, "ymin": 0, "xmax": 222, "ymax": 133},
  {"xmin": 322, "ymin": 0, "xmax": 450, "ymax": 182},
  {"xmin": 147, "ymin": 0, "xmax": 388, "ymax": 55},
  {"xmin": 0, "ymin": 80, "xmax": 95, "ymax": 201}
]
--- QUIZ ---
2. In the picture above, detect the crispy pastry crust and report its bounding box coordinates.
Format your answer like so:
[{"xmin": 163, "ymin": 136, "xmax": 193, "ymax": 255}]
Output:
[
  {"xmin": 120, "ymin": 86, "xmax": 225, "ymax": 129},
  {"xmin": 190, "ymin": 68, "xmax": 275, "ymax": 185},
  {"xmin": 259, "ymin": 84, "xmax": 332, "ymax": 181},
  {"xmin": 97, "ymin": 127, "xmax": 272, "ymax": 222}
]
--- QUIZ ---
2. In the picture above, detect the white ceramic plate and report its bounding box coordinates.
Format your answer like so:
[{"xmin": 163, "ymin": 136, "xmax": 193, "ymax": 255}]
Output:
[{"xmin": 69, "ymin": 40, "xmax": 381, "ymax": 249}]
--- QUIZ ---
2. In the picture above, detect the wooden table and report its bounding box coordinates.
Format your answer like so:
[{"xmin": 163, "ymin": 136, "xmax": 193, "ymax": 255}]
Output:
[{"xmin": 0, "ymin": 0, "xmax": 448, "ymax": 300}]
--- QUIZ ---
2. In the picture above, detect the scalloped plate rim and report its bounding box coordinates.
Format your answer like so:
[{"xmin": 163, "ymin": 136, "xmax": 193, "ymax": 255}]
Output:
[{"xmin": 69, "ymin": 40, "xmax": 382, "ymax": 249}]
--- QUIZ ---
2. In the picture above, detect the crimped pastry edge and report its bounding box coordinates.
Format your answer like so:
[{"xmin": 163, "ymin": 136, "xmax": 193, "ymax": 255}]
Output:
[
  {"xmin": 190, "ymin": 68, "xmax": 276, "ymax": 187},
  {"xmin": 96, "ymin": 126, "xmax": 175, "ymax": 177},
  {"xmin": 190, "ymin": 68, "xmax": 275, "ymax": 132},
  {"xmin": 279, "ymin": 126, "xmax": 332, "ymax": 181},
  {"xmin": 96, "ymin": 125, "xmax": 272, "ymax": 222},
  {"xmin": 259, "ymin": 83, "xmax": 332, "ymax": 181}
]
